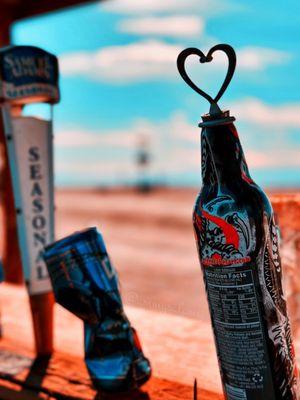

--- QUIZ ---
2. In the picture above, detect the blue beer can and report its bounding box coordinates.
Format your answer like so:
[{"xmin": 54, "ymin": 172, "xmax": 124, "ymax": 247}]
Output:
[{"xmin": 43, "ymin": 227, "xmax": 151, "ymax": 392}]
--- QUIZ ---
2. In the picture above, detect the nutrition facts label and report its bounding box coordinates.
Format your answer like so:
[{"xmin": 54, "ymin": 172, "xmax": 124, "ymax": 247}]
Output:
[
  {"xmin": 207, "ymin": 271, "xmax": 260, "ymax": 325},
  {"xmin": 204, "ymin": 267, "xmax": 275, "ymax": 399}
]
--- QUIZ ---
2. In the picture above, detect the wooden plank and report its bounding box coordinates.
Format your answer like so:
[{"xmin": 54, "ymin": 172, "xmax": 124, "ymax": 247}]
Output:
[
  {"xmin": 0, "ymin": 339, "xmax": 222, "ymax": 400},
  {"xmin": 0, "ymin": 378, "xmax": 54, "ymax": 400},
  {"xmin": 0, "ymin": 0, "xmax": 98, "ymax": 21},
  {"xmin": 0, "ymin": 283, "xmax": 223, "ymax": 394},
  {"xmin": 2, "ymin": 190, "xmax": 299, "ymax": 398},
  {"xmin": 16, "ymin": 0, "xmax": 97, "ymax": 20}
]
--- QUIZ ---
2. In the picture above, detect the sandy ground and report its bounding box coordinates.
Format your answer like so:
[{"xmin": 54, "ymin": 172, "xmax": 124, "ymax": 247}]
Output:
[
  {"xmin": 51, "ymin": 187, "xmax": 300, "ymax": 359},
  {"xmin": 54, "ymin": 187, "xmax": 211, "ymax": 322},
  {"xmin": 53, "ymin": 187, "xmax": 300, "ymax": 364},
  {"xmin": 1, "ymin": 187, "xmax": 299, "ymax": 329}
]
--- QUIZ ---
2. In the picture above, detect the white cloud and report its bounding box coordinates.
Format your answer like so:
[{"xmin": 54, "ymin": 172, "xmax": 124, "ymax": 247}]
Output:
[
  {"xmin": 118, "ymin": 16, "xmax": 204, "ymax": 38},
  {"xmin": 232, "ymin": 98, "xmax": 300, "ymax": 129},
  {"xmin": 55, "ymin": 112, "xmax": 199, "ymax": 181},
  {"xmin": 56, "ymin": 127, "xmax": 144, "ymax": 148},
  {"xmin": 56, "ymin": 112, "xmax": 195, "ymax": 150},
  {"xmin": 56, "ymin": 159, "xmax": 136, "ymax": 176},
  {"xmin": 202, "ymin": 47, "xmax": 290, "ymax": 72},
  {"xmin": 55, "ymin": 110, "xmax": 300, "ymax": 186},
  {"xmin": 237, "ymin": 47, "xmax": 290, "ymax": 71},
  {"xmin": 60, "ymin": 42, "xmax": 289, "ymax": 84},
  {"xmin": 101, "ymin": 0, "xmax": 210, "ymax": 14},
  {"xmin": 59, "ymin": 40, "xmax": 182, "ymax": 83},
  {"xmin": 56, "ymin": 149, "xmax": 199, "ymax": 178},
  {"xmin": 246, "ymin": 149, "xmax": 300, "ymax": 168},
  {"xmin": 100, "ymin": 0, "xmax": 246, "ymax": 19}
]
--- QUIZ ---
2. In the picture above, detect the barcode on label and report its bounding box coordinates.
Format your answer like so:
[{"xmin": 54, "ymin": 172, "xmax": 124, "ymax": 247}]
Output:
[{"xmin": 225, "ymin": 384, "xmax": 247, "ymax": 400}]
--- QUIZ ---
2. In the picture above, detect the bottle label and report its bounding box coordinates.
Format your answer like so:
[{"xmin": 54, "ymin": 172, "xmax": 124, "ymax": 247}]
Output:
[
  {"xmin": 204, "ymin": 264, "xmax": 275, "ymax": 399},
  {"xmin": 196, "ymin": 124, "xmax": 299, "ymax": 398},
  {"xmin": 194, "ymin": 202, "xmax": 299, "ymax": 399},
  {"xmin": 195, "ymin": 203, "xmax": 276, "ymax": 399}
]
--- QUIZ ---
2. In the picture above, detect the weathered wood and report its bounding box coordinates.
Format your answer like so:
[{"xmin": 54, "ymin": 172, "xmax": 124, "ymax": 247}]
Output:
[
  {"xmin": 0, "ymin": 112, "xmax": 23, "ymax": 285},
  {"xmin": 0, "ymin": 378, "xmax": 55, "ymax": 400},
  {"xmin": 0, "ymin": 339, "xmax": 222, "ymax": 400},
  {"xmin": 0, "ymin": 283, "xmax": 223, "ymax": 395},
  {"xmin": 0, "ymin": 0, "xmax": 98, "ymax": 22},
  {"xmin": 0, "ymin": 9, "xmax": 24, "ymax": 286},
  {"xmin": 2, "ymin": 190, "xmax": 299, "ymax": 398}
]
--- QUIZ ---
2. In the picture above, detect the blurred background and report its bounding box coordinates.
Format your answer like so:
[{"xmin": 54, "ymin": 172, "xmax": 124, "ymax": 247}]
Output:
[
  {"xmin": 12, "ymin": 0, "xmax": 300, "ymax": 188},
  {"xmin": 1, "ymin": 0, "xmax": 300, "ymax": 395}
]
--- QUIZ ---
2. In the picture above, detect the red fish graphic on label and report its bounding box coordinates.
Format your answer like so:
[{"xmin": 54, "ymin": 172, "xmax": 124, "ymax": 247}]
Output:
[
  {"xmin": 194, "ymin": 207, "xmax": 252, "ymax": 266},
  {"xmin": 201, "ymin": 210, "xmax": 240, "ymax": 249}
]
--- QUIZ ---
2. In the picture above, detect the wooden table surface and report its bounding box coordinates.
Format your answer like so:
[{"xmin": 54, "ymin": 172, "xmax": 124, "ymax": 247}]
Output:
[
  {"xmin": 0, "ymin": 338, "xmax": 223, "ymax": 400},
  {"xmin": 2, "ymin": 190, "xmax": 299, "ymax": 399},
  {"xmin": 0, "ymin": 283, "xmax": 223, "ymax": 399}
]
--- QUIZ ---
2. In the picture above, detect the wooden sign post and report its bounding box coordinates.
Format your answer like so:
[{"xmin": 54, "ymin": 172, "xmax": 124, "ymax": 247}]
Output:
[{"xmin": 0, "ymin": 45, "xmax": 60, "ymax": 357}]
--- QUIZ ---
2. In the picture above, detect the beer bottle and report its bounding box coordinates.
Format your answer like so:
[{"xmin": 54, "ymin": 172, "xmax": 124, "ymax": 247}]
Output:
[{"xmin": 177, "ymin": 44, "xmax": 299, "ymax": 399}]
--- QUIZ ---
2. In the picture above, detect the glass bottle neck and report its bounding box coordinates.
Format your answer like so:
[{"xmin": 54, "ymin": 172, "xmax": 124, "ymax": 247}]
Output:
[{"xmin": 201, "ymin": 123, "xmax": 253, "ymax": 187}]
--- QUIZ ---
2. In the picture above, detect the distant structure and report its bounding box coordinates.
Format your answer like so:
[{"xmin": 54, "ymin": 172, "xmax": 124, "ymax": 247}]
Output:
[
  {"xmin": 136, "ymin": 133, "xmax": 151, "ymax": 192},
  {"xmin": 0, "ymin": 0, "xmax": 97, "ymax": 283}
]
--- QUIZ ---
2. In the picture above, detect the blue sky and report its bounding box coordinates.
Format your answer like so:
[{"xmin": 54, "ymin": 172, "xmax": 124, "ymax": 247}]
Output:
[{"xmin": 13, "ymin": 0, "xmax": 300, "ymax": 187}]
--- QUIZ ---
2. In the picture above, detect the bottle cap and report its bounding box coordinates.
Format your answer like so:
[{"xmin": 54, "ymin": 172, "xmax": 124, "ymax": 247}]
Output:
[{"xmin": 199, "ymin": 108, "xmax": 235, "ymax": 128}]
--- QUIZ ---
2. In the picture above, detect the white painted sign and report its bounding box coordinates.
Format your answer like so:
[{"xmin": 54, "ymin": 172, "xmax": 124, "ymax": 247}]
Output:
[{"xmin": 4, "ymin": 110, "xmax": 54, "ymax": 294}]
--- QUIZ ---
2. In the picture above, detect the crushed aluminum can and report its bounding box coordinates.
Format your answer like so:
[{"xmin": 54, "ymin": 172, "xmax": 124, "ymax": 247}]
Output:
[{"xmin": 43, "ymin": 227, "xmax": 151, "ymax": 392}]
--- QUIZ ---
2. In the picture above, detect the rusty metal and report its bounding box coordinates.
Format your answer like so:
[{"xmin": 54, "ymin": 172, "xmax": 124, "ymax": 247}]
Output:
[
  {"xmin": 193, "ymin": 379, "xmax": 197, "ymax": 400},
  {"xmin": 177, "ymin": 44, "xmax": 236, "ymax": 118}
]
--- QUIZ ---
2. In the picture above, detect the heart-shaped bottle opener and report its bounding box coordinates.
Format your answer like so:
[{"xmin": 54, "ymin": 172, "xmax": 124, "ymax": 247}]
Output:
[{"xmin": 177, "ymin": 44, "xmax": 236, "ymax": 122}]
